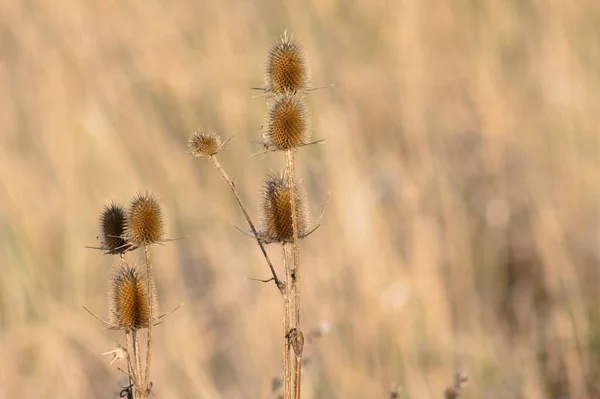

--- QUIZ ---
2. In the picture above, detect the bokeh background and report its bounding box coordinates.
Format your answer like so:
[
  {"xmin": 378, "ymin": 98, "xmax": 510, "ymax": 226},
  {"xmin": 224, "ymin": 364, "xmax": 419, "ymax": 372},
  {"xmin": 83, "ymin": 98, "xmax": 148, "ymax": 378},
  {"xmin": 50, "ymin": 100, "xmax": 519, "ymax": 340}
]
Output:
[{"xmin": 1, "ymin": 1, "xmax": 600, "ymax": 398}]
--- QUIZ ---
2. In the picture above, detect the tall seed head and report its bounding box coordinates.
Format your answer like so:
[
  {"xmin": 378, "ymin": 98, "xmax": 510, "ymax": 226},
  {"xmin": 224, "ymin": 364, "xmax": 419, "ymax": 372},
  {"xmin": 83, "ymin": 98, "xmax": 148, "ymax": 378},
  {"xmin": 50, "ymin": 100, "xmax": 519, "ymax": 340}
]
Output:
[
  {"xmin": 108, "ymin": 264, "xmax": 157, "ymax": 330},
  {"xmin": 126, "ymin": 191, "xmax": 164, "ymax": 246},
  {"xmin": 265, "ymin": 31, "xmax": 308, "ymax": 94},
  {"xmin": 263, "ymin": 93, "xmax": 310, "ymax": 151},
  {"xmin": 260, "ymin": 174, "xmax": 308, "ymax": 243},
  {"xmin": 99, "ymin": 201, "xmax": 131, "ymax": 254},
  {"xmin": 188, "ymin": 128, "xmax": 222, "ymax": 157}
]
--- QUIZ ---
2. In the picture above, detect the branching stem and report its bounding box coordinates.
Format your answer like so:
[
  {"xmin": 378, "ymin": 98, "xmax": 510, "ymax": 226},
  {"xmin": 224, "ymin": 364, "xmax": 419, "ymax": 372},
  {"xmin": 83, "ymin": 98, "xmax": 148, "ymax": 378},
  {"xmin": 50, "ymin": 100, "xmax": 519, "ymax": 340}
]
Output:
[{"xmin": 210, "ymin": 155, "xmax": 284, "ymax": 294}]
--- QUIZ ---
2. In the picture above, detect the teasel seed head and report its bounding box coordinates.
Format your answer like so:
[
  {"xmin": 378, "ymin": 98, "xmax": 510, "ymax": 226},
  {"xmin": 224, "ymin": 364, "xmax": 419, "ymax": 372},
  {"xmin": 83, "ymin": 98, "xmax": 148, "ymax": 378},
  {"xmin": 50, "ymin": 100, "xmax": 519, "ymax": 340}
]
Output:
[
  {"xmin": 265, "ymin": 31, "xmax": 309, "ymax": 94},
  {"xmin": 188, "ymin": 128, "xmax": 222, "ymax": 157},
  {"xmin": 108, "ymin": 264, "xmax": 157, "ymax": 330},
  {"xmin": 259, "ymin": 174, "xmax": 309, "ymax": 243},
  {"xmin": 125, "ymin": 191, "xmax": 164, "ymax": 246},
  {"xmin": 99, "ymin": 201, "xmax": 131, "ymax": 254},
  {"xmin": 263, "ymin": 93, "xmax": 310, "ymax": 151}
]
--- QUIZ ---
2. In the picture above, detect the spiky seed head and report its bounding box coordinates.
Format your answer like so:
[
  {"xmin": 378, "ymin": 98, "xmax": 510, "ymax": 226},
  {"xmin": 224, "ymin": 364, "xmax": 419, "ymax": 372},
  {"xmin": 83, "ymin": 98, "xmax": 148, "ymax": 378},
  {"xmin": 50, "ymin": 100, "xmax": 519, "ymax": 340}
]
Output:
[
  {"xmin": 125, "ymin": 191, "xmax": 164, "ymax": 246},
  {"xmin": 108, "ymin": 264, "xmax": 157, "ymax": 330},
  {"xmin": 188, "ymin": 128, "xmax": 222, "ymax": 157},
  {"xmin": 99, "ymin": 201, "xmax": 131, "ymax": 254},
  {"xmin": 263, "ymin": 93, "xmax": 310, "ymax": 151},
  {"xmin": 260, "ymin": 174, "xmax": 308, "ymax": 243},
  {"xmin": 265, "ymin": 31, "xmax": 308, "ymax": 94}
]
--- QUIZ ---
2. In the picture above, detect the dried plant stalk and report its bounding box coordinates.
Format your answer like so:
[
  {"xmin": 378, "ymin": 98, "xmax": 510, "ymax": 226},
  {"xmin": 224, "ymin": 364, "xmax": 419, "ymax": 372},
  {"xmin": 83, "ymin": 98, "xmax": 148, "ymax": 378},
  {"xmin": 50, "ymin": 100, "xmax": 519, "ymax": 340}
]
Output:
[
  {"xmin": 286, "ymin": 149, "xmax": 303, "ymax": 399},
  {"xmin": 208, "ymin": 154, "xmax": 284, "ymax": 293}
]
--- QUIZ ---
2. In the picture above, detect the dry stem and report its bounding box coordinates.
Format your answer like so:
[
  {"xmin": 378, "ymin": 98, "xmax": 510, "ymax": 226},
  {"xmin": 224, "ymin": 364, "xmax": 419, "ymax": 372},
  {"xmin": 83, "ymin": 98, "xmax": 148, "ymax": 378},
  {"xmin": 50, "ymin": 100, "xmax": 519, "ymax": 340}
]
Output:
[
  {"xmin": 144, "ymin": 246, "xmax": 154, "ymax": 397},
  {"xmin": 286, "ymin": 149, "xmax": 303, "ymax": 399},
  {"xmin": 209, "ymin": 154, "xmax": 284, "ymax": 294},
  {"xmin": 125, "ymin": 331, "xmax": 138, "ymax": 399},
  {"xmin": 282, "ymin": 244, "xmax": 292, "ymax": 399}
]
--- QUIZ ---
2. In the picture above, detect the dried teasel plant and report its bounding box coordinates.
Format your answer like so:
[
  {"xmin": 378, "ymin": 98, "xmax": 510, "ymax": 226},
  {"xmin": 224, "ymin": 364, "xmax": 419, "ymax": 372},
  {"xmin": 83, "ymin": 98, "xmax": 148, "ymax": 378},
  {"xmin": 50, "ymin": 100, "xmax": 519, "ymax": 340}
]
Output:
[
  {"xmin": 85, "ymin": 191, "xmax": 178, "ymax": 399},
  {"xmin": 264, "ymin": 30, "xmax": 309, "ymax": 95},
  {"xmin": 125, "ymin": 191, "xmax": 164, "ymax": 247},
  {"xmin": 99, "ymin": 201, "xmax": 132, "ymax": 254},
  {"xmin": 188, "ymin": 30, "xmax": 326, "ymax": 399},
  {"xmin": 259, "ymin": 174, "xmax": 309, "ymax": 244},
  {"xmin": 109, "ymin": 264, "xmax": 157, "ymax": 330},
  {"xmin": 188, "ymin": 128, "xmax": 224, "ymax": 157},
  {"xmin": 262, "ymin": 93, "xmax": 311, "ymax": 151}
]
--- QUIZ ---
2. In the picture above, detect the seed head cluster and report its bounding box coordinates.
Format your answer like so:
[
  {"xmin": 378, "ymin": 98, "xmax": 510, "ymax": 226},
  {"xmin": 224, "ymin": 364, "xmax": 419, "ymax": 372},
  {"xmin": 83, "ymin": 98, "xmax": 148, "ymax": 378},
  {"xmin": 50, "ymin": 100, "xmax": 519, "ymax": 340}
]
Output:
[
  {"xmin": 109, "ymin": 265, "xmax": 156, "ymax": 330},
  {"xmin": 126, "ymin": 192, "xmax": 164, "ymax": 246},
  {"xmin": 265, "ymin": 31, "xmax": 308, "ymax": 94},
  {"xmin": 260, "ymin": 175, "xmax": 308, "ymax": 243},
  {"xmin": 188, "ymin": 128, "xmax": 222, "ymax": 157},
  {"xmin": 99, "ymin": 201, "xmax": 130, "ymax": 254},
  {"xmin": 264, "ymin": 93, "xmax": 309, "ymax": 151}
]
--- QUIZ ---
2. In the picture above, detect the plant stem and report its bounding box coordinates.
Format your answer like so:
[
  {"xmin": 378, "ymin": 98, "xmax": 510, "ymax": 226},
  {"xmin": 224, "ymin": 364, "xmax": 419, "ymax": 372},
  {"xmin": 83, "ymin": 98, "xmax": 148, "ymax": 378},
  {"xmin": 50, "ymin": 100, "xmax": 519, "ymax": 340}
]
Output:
[
  {"xmin": 282, "ymin": 244, "xmax": 293, "ymax": 399},
  {"xmin": 210, "ymin": 155, "xmax": 284, "ymax": 294},
  {"xmin": 125, "ymin": 330, "xmax": 138, "ymax": 399},
  {"xmin": 132, "ymin": 329, "xmax": 143, "ymax": 397},
  {"xmin": 144, "ymin": 246, "xmax": 154, "ymax": 397},
  {"xmin": 286, "ymin": 149, "xmax": 302, "ymax": 399}
]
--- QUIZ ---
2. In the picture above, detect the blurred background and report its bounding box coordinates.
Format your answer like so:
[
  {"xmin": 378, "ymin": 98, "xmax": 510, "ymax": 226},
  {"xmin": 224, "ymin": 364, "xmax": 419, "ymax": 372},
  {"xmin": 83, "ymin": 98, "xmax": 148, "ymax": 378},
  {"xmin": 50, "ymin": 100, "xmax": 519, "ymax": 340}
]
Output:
[{"xmin": 1, "ymin": 1, "xmax": 599, "ymax": 398}]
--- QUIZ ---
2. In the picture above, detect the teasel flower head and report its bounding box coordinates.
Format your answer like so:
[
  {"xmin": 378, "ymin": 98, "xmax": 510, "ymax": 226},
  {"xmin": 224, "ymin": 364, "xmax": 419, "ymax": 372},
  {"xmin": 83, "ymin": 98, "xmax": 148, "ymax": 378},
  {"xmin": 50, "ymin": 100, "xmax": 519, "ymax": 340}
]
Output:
[
  {"xmin": 259, "ymin": 174, "xmax": 309, "ymax": 243},
  {"xmin": 108, "ymin": 264, "xmax": 157, "ymax": 330},
  {"xmin": 265, "ymin": 30, "xmax": 309, "ymax": 94},
  {"xmin": 188, "ymin": 128, "xmax": 222, "ymax": 157},
  {"xmin": 99, "ymin": 201, "xmax": 131, "ymax": 255},
  {"xmin": 263, "ymin": 93, "xmax": 310, "ymax": 151},
  {"xmin": 125, "ymin": 191, "xmax": 164, "ymax": 246}
]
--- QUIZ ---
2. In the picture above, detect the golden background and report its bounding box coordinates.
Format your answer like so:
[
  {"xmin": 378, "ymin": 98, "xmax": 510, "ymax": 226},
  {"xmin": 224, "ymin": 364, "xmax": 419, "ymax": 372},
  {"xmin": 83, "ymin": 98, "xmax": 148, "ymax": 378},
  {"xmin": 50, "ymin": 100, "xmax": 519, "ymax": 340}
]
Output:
[{"xmin": 1, "ymin": 1, "xmax": 599, "ymax": 398}]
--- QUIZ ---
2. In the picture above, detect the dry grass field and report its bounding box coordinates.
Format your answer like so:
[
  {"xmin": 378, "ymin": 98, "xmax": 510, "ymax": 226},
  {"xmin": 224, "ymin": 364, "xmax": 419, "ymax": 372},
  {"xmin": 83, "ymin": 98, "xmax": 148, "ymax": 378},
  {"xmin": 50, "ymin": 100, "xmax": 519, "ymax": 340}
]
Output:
[{"xmin": 1, "ymin": 1, "xmax": 600, "ymax": 398}]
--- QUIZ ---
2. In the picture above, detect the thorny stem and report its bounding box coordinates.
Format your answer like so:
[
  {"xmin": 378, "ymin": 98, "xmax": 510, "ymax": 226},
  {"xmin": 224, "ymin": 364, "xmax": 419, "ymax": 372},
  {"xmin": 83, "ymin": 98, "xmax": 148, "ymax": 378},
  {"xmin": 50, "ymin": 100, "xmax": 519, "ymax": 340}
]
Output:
[
  {"xmin": 209, "ymin": 155, "xmax": 284, "ymax": 294},
  {"xmin": 125, "ymin": 330, "xmax": 138, "ymax": 399},
  {"xmin": 286, "ymin": 149, "xmax": 302, "ymax": 399},
  {"xmin": 144, "ymin": 246, "xmax": 154, "ymax": 397},
  {"xmin": 133, "ymin": 330, "xmax": 143, "ymax": 397},
  {"xmin": 282, "ymin": 244, "xmax": 293, "ymax": 399}
]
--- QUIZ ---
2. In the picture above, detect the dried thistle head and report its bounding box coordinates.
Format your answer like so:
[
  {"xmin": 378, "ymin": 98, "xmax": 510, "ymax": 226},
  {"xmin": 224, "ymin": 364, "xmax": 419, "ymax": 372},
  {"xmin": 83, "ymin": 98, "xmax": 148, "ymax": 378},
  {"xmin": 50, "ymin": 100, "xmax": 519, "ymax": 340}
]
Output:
[
  {"xmin": 260, "ymin": 174, "xmax": 308, "ymax": 243},
  {"xmin": 263, "ymin": 93, "xmax": 310, "ymax": 151},
  {"xmin": 188, "ymin": 128, "xmax": 222, "ymax": 157},
  {"xmin": 125, "ymin": 191, "xmax": 164, "ymax": 246},
  {"xmin": 265, "ymin": 31, "xmax": 308, "ymax": 94},
  {"xmin": 99, "ymin": 201, "xmax": 131, "ymax": 254},
  {"xmin": 108, "ymin": 264, "xmax": 157, "ymax": 330}
]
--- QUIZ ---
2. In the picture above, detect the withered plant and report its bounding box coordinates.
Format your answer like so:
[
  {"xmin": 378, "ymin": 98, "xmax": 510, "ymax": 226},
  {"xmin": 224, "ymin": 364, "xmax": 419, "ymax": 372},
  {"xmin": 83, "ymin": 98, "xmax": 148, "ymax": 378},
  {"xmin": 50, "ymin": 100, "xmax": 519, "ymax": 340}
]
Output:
[
  {"xmin": 189, "ymin": 30, "xmax": 324, "ymax": 399},
  {"xmin": 86, "ymin": 192, "xmax": 177, "ymax": 399}
]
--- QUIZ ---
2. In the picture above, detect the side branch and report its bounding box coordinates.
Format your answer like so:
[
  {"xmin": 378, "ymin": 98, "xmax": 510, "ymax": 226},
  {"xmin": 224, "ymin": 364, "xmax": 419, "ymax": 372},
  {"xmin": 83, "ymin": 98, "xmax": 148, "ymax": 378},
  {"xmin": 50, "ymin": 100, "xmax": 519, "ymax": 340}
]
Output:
[{"xmin": 210, "ymin": 155, "xmax": 284, "ymax": 294}]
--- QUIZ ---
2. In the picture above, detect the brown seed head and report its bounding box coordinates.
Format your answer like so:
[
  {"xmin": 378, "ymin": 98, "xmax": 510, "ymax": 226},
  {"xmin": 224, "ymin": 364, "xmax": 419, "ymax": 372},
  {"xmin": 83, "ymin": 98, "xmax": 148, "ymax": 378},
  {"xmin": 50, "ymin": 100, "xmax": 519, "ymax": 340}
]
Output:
[
  {"xmin": 126, "ymin": 191, "xmax": 164, "ymax": 246},
  {"xmin": 108, "ymin": 264, "xmax": 157, "ymax": 330},
  {"xmin": 99, "ymin": 201, "xmax": 131, "ymax": 254},
  {"xmin": 265, "ymin": 31, "xmax": 308, "ymax": 94},
  {"xmin": 260, "ymin": 174, "xmax": 308, "ymax": 243},
  {"xmin": 263, "ymin": 93, "xmax": 310, "ymax": 151},
  {"xmin": 188, "ymin": 128, "xmax": 222, "ymax": 157}
]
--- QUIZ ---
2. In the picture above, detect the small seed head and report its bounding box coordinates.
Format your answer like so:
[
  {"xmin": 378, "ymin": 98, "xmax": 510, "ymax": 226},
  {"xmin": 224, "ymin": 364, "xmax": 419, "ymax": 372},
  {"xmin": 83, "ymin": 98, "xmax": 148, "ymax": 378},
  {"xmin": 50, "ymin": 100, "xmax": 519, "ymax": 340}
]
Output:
[
  {"xmin": 99, "ymin": 201, "xmax": 131, "ymax": 254},
  {"xmin": 260, "ymin": 174, "xmax": 308, "ymax": 243},
  {"xmin": 125, "ymin": 191, "xmax": 164, "ymax": 246},
  {"xmin": 265, "ymin": 31, "xmax": 308, "ymax": 94},
  {"xmin": 263, "ymin": 93, "xmax": 310, "ymax": 151},
  {"xmin": 188, "ymin": 128, "xmax": 222, "ymax": 157},
  {"xmin": 108, "ymin": 264, "xmax": 157, "ymax": 330}
]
